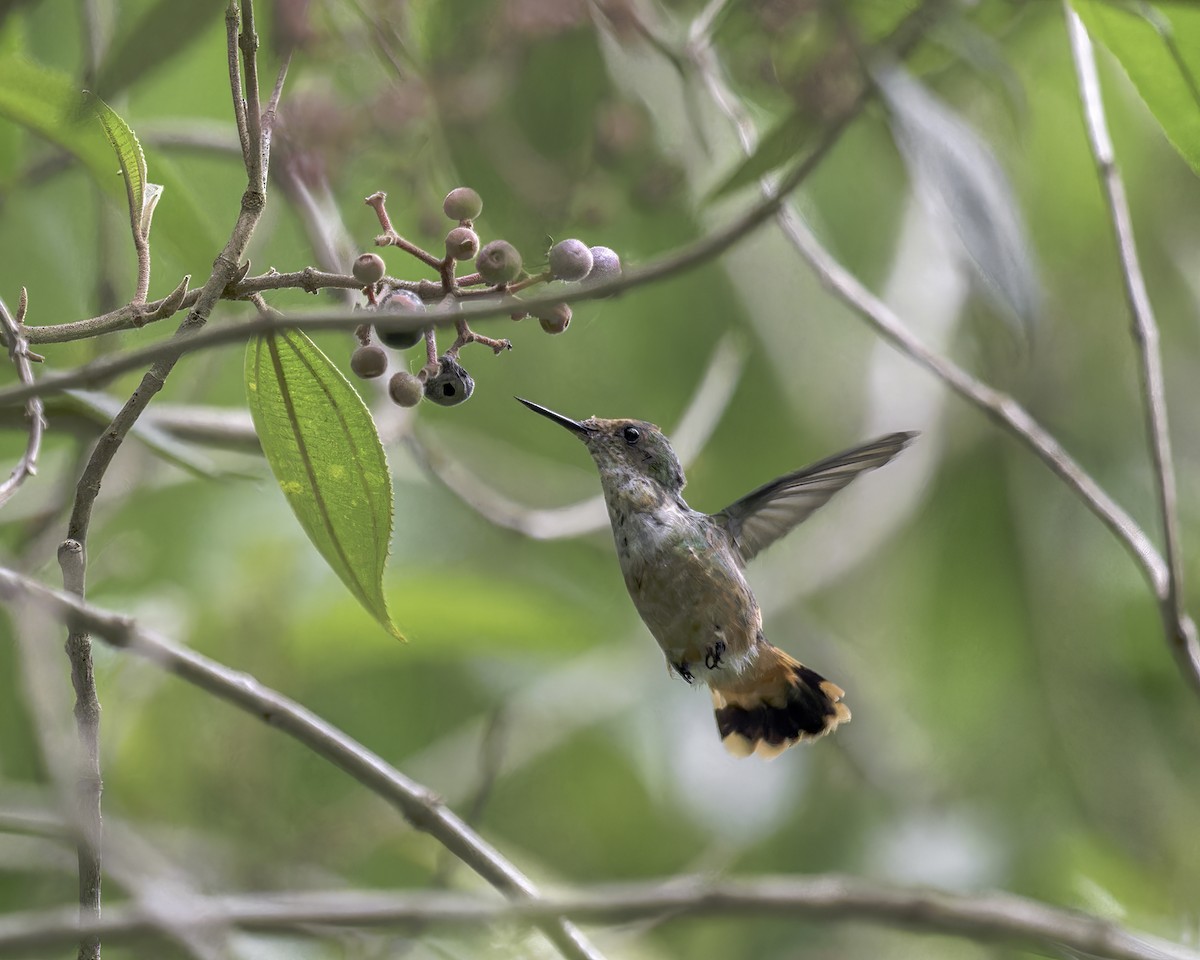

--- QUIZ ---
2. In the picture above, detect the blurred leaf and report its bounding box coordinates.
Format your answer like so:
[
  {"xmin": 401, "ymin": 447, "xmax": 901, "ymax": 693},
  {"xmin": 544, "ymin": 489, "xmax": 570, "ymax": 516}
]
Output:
[
  {"xmin": 94, "ymin": 0, "xmax": 226, "ymax": 99},
  {"xmin": 293, "ymin": 571, "xmax": 605, "ymax": 670},
  {"xmin": 875, "ymin": 61, "xmax": 1040, "ymax": 333},
  {"xmin": 709, "ymin": 108, "xmax": 816, "ymax": 199},
  {"xmin": 0, "ymin": 52, "xmax": 221, "ymax": 269},
  {"xmin": 87, "ymin": 92, "xmax": 148, "ymax": 238},
  {"xmin": 1071, "ymin": 0, "xmax": 1200, "ymax": 177},
  {"xmin": 62, "ymin": 389, "xmax": 227, "ymax": 479},
  {"xmin": 245, "ymin": 330, "xmax": 403, "ymax": 641}
]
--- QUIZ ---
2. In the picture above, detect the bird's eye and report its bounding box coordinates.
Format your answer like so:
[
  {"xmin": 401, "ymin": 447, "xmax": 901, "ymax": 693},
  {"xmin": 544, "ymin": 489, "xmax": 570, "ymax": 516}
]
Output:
[{"xmin": 622, "ymin": 426, "xmax": 641, "ymax": 444}]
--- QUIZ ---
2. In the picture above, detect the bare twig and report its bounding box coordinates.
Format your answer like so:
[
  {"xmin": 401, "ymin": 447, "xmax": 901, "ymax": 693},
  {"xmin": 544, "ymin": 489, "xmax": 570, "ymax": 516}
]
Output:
[
  {"xmin": 23, "ymin": 268, "xmax": 364, "ymax": 345},
  {"xmin": 0, "ymin": 875, "xmax": 1194, "ymax": 960},
  {"xmin": 238, "ymin": 0, "xmax": 266, "ymax": 193},
  {"xmin": 55, "ymin": 9, "xmax": 284, "ymax": 958},
  {"xmin": 365, "ymin": 192, "xmax": 445, "ymax": 270},
  {"xmin": 0, "ymin": 293, "xmax": 46, "ymax": 509},
  {"xmin": 686, "ymin": 6, "xmax": 1200, "ymax": 692},
  {"xmin": 0, "ymin": 566, "xmax": 605, "ymax": 960},
  {"xmin": 56, "ymin": 537, "xmax": 100, "ymax": 960},
  {"xmin": 1064, "ymin": 6, "xmax": 1200, "ymax": 691},
  {"xmin": 225, "ymin": 2, "xmax": 250, "ymax": 171}
]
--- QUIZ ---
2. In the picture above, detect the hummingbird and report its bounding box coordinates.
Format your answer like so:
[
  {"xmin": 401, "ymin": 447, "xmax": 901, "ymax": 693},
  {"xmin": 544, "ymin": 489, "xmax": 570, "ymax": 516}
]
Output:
[{"xmin": 518, "ymin": 398, "xmax": 916, "ymax": 759}]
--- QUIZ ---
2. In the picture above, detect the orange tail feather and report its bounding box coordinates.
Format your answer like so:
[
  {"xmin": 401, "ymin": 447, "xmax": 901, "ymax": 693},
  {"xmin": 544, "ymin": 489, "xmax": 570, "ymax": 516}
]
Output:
[{"xmin": 710, "ymin": 645, "xmax": 850, "ymax": 759}]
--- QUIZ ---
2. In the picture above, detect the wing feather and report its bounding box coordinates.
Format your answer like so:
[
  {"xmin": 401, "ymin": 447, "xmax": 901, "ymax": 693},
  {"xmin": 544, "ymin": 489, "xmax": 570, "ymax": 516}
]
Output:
[{"xmin": 715, "ymin": 432, "xmax": 916, "ymax": 563}]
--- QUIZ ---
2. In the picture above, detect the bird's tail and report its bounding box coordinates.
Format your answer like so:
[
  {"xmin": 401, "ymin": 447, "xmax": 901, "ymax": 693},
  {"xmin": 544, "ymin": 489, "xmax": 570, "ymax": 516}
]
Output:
[{"xmin": 710, "ymin": 644, "xmax": 850, "ymax": 759}]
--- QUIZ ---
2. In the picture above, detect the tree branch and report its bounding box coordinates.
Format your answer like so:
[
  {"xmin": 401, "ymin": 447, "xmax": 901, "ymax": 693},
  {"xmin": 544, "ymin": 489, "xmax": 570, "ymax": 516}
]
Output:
[
  {"xmin": 22, "ymin": 269, "xmax": 365, "ymax": 345},
  {"xmin": 0, "ymin": 876, "xmax": 1193, "ymax": 960},
  {"xmin": 54, "ymin": 9, "xmax": 284, "ymax": 958},
  {"xmin": 0, "ymin": 292, "xmax": 45, "ymax": 509},
  {"xmin": 0, "ymin": 567, "xmax": 606, "ymax": 960},
  {"xmin": 1064, "ymin": 6, "xmax": 1200, "ymax": 691}
]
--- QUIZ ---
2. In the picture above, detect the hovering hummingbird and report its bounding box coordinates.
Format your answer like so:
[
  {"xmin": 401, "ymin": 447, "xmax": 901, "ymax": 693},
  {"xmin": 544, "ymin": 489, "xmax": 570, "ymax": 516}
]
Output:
[{"xmin": 518, "ymin": 398, "xmax": 915, "ymax": 759}]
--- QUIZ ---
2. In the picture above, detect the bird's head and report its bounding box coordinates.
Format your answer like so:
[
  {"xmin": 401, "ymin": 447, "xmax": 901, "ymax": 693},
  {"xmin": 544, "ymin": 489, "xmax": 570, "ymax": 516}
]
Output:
[{"xmin": 517, "ymin": 398, "xmax": 685, "ymax": 494}]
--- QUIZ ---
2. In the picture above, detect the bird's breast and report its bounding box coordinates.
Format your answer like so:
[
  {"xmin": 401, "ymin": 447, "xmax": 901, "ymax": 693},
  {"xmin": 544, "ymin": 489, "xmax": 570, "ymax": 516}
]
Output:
[{"xmin": 609, "ymin": 506, "xmax": 760, "ymax": 667}]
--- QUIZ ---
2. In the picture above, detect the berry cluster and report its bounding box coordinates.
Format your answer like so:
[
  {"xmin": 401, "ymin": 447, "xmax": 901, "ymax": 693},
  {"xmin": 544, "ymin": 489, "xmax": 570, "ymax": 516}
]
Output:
[{"xmin": 348, "ymin": 186, "xmax": 621, "ymax": 409}]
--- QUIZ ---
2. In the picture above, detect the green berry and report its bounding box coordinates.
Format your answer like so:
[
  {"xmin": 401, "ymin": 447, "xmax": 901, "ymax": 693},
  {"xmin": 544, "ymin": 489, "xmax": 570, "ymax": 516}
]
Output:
[
  {"xmin": 388, "ymin": 371, "xmax": 424, "ymax": 407},
  {"xmin": 548, "ymin": 239, "xmax": 593, "ymax": 282},
  {"xmin": 424, "ymin": 355, "xmax": 475, "ymax": 406},
  {"xmin": 376, "ymin": 289, "xmax": 426, "ymax": 349},
  {"xmin": 443, "ymin": 187, "xmax": 483, "ymax": 221},
  {"xmin": 537, "ymin": 302, "xmax": 571, "ymax": 335},
  {"xmin": 445, "ymin": 226, "xmax": 480, "ymax": 262},
  {"xmin": 352, "ymin": 252, "xmax": 386, "ymax": 285},
  {"xmin": 475, "ymin": 240, "xmax": 523, "ymax": 285},
  {"xmin": 583, "ymin": 245, "xmax": 621, "ymax": 285},
  {"xmin": 350, "ymin": 344, "xmax": 388, "ymax": 379}
]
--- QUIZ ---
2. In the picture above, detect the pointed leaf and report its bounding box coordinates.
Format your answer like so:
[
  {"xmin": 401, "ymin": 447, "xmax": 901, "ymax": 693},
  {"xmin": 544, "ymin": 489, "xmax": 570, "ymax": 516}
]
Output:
[
  {"xmin": 1071, "ymin": 0, "xmax": 1200, "ymax": 177},
  {"xmin": 88, "ymin": 92, "xmax": 148, "ymax": 239},
  {"xmin": 245, "ymin": 331, "xmax": 403, "ymax": 641},
  {"xmin": 876, "ymin": 62, "xmax": 1041, "ymax": 334}
]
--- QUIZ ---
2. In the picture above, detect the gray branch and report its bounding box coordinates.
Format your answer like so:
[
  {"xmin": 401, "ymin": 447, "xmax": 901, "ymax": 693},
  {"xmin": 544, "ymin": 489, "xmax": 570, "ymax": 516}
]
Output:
[
  {"xmin": 0, "ymin": 566, "xmax": 605, "ymax": 960},
  {"xmin": 0, "ymin": 876, "xmax": 1193, "ymax": 960},
  {"xmin": 0, "ymin": 293, "xmax": 45, "ymax": 509},
  {"xmin": 1064, "ymin": 6, "xmax": 1200, "ymax": 692}
]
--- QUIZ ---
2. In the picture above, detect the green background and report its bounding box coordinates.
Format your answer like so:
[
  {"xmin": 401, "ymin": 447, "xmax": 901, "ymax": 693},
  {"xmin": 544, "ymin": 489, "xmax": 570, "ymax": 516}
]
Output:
[{"xmin": 2, "ymin": 0, "xmax": 1199, "ymax": 957}]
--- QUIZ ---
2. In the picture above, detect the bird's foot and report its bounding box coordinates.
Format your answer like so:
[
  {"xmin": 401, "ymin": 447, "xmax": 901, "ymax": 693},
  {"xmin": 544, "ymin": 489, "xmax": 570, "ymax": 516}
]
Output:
[
  {"xmin": 674, "ymin": 660, "xmax": 695, "ymax": 684},
  {"xmin": 705, "ymin": 640, "xmax": 726, "ymax": 671}
]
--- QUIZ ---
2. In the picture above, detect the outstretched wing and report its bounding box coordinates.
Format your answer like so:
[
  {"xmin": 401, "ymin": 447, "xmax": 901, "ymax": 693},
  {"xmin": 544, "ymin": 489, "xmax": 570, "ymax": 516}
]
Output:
[{"xmin": 715, "ymin": 432, "xmax": 916, "ymax": 563}]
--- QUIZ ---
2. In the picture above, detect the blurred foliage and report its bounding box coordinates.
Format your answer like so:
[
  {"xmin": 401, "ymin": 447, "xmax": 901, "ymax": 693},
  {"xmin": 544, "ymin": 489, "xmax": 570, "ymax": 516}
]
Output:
[{"xmin": 2, "ymin": 0, "xmax": 1200, "ymax": 958}]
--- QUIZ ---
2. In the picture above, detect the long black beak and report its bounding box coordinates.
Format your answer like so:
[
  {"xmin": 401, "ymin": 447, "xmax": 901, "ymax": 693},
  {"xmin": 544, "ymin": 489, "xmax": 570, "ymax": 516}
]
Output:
[{"xmin": 516, "ymin": 397, "xmax": 590, "ymax": 435}]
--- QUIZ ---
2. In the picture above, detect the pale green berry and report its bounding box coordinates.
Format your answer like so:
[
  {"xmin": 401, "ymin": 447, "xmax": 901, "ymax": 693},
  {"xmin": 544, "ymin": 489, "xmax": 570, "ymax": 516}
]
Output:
[
  {"xmin": 475, "ymin": 240, "xmax": 523, "ymax": 285},
  {"xmin": 443, "ymin": 187, "xmax": 483, "ymax": 221},
  {"xmin": 548, "ymin": 239, "xmax": 593, "ymax": 282},
  {"xmin": 388, "ymin": 371, "xmax": 424, "ymax": 407}
]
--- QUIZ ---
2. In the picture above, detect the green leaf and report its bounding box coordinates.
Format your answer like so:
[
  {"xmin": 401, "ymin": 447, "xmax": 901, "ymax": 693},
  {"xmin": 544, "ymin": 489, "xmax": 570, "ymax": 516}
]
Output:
[
  {"xmin": 1071, "ymin": 0, "xmax": 1200, "ymax": 177},
  {"xmin": 875, "ymin": 61, "xmax": 1040, "ymax": 333},
  {"xmin": 88, "ymin": 92, "xmax": 148, "ymax": 238},
  {"xmin": 93, "ymin": 0, "xmax": 226, "ymax": 100},
  {"xmin": 0, "ymin": 52, "xmax": 221, "ymax": 269},
  {"xmin": 709, "ymin": 108, "xmax": 817, "ymax": 200},
  {"xmin": 245, "ymin": 331, "xmax": 403, "ymax": 641}
]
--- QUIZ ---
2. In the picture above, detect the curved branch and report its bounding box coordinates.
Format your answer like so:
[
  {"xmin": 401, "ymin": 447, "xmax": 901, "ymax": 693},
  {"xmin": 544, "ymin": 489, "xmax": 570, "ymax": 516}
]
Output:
[
  {"xmin": 0, "ymin": 293, "xmax": 45, "ymax": 509},
  {"xmin": 0, "ymin": 566, "xmax": 605, "ymax": 960},
  {"xmin": 0, "ymin": 876, "xmax": 1193, "ymax": 960},
  {"xmin": 1064, "ymin": 7, "xmax": 1200, "ymax": 692}
]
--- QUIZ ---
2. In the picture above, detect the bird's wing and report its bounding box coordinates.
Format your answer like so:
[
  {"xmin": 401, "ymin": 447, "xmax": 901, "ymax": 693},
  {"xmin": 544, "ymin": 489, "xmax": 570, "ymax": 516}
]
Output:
[{"xmin": 714, "ymin": 432, "xmax": 917, "ymax": 563}]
